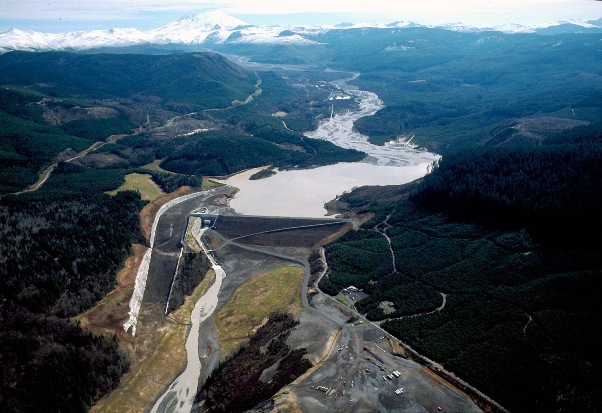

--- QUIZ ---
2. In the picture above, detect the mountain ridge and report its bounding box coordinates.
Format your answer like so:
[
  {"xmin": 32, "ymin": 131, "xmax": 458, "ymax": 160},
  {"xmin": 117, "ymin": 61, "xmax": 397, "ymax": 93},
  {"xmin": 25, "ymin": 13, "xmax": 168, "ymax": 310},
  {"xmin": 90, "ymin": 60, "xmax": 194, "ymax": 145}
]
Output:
[{"xmin": 1, "ymin": 11, "xmax": 601, "ymax": 53}]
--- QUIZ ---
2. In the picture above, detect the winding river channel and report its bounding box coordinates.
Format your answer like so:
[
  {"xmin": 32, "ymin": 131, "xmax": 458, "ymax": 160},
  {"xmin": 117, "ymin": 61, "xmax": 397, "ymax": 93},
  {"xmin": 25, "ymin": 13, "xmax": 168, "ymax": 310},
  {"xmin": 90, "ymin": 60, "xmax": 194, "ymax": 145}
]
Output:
[
  {"xmin": 149, "ymin": 74, "xmax": 441, "ymax": 412},
  {"xmin": 306, "ymin": 73, "xmax": 438, "ymax": 167}
]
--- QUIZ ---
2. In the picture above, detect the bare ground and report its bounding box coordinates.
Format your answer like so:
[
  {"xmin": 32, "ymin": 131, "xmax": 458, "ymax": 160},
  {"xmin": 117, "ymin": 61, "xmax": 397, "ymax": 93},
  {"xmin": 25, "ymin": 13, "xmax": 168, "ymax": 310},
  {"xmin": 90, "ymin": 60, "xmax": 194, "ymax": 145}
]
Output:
[
  {"xmin": 200, "ymin": 220, "xmax": 483, "ymax": 413},
  {"xmin": 139, "ymin": 186, "xmax": 207, "ymax": 245},
  {"xmin": 85, "ymin": 185, "xmax": 490, "ymax": 413},
  {"xmin": 270, "ymin": 295, "xmax": 482, "ymax": 413}
]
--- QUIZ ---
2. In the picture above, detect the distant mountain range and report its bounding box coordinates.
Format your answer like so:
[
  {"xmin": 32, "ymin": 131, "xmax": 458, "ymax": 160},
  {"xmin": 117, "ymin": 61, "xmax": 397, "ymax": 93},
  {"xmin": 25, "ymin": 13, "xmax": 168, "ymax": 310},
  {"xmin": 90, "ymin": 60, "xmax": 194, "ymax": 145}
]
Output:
[{"xmin": 1, "ymin": 11, "xmax": 601, "ymax": 53}]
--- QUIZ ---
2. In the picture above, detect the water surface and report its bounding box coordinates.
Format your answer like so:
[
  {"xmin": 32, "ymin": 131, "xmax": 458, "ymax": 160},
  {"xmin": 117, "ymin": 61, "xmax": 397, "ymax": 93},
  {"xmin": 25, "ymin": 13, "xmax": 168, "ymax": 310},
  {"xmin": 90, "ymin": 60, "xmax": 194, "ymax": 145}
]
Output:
[
  {"xmin": 222, "ymin": 163, "xmax": 431, "ymax": 217},
  {"xmin": 221, "ymin": 74, "xmax": 440, "ymax": 217}
]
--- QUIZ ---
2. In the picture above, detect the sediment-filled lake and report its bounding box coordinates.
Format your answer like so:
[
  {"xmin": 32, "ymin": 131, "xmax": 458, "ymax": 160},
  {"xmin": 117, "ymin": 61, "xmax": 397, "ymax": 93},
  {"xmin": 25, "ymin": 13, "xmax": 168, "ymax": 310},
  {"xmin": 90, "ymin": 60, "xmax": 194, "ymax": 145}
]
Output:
[{"xmin": 221, "ymin": 74, "xmax": 441, "ymax": 217}]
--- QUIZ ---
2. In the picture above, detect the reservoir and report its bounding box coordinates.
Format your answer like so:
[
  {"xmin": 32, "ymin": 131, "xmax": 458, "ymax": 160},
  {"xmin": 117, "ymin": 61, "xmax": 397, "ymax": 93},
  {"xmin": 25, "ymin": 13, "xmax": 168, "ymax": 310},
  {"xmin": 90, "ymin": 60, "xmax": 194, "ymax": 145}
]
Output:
[
  {"xmin": 220, "ymin": 74, "xmax": 440, "ymax": 217},
  {"xmin": 221, "ymin": 162, "xmax": 432, "ymax": 217}
]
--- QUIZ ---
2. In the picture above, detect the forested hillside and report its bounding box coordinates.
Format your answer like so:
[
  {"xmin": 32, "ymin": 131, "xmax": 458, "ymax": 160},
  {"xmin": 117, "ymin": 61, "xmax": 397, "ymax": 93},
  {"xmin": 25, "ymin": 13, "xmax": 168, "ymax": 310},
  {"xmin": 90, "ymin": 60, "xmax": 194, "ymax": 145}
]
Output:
[
  {"xmin": 0, "ymin": 190, "xmax": 144, "ymax": 412},
  {"xmin": 0, "ymin": 50, "xmax": 261, "ymax": 412},
  {"xmin": 320, "ymin": 126, "xmax": 602, "ymax": 412},
  {"xmin": 200, "ymin": 312, "xmax": 311, "ymax": 412},
  {"xmin": 413, "ymin": 126, "xmax": 602, "ymax": 248},
  {"xmin": 0, "ymin": 50, "xmax": 257, "ymax": 194},
  {"xmin": 0, "ymin": 86, "xmax": 134, "ymax": 193},
  {"xmin": 214, "ymin": 28, "xmax": 602, "ymax": 155},
  {"xmin": 0, "ymin": 51, "xmax": 364, "ymax": 195},
  {"xmin": 326, "ymin": 28, "xmax": 602, "ymax": 153},
  {"xmin": 0, "ymin": 51, "xmax": 256, "ymax": 108}
]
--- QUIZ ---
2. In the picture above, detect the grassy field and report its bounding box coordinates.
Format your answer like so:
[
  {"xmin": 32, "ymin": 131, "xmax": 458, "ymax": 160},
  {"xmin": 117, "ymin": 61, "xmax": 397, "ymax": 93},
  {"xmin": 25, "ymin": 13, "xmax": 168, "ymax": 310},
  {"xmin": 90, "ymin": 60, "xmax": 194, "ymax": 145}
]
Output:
[
  {"xmin": 202, "ymin": 179, "xmax": 220, "ymax": 191},
  {"xmin": 142, "ymin": 159, "xmax": 217, "ymax": 191},
  {"xmin": 90, "ymin": 270, "xmax": 216, "ymax": 413},
  {"xmin": 107, "ymin": 172, "xmax": 165, "ymax": 201},
  {"xmin": 336, "ymin": 296, "xmax": 349, "ymax": 306},
  {"xmin": 214, "ymin": 266, "xmax": 304, "ymax": 356},
  {"xmin": 141, "ymin": 159, "xmax": 173, "ymax": 174}
]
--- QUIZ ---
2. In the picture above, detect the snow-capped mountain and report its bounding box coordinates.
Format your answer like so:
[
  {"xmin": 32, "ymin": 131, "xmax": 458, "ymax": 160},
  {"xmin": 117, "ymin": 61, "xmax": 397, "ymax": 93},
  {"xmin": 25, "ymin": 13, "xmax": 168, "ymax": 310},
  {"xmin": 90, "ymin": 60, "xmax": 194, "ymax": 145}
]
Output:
[
  {"xmin": 148, "ymin": 11, "xmax": 247, "ymax": 44},
  {"xmin": 145, "ymin": 10, "xmax": 326, "ymax": 46},
  {"xmin": 436, "ymin": 22, "xmax": 483, "ymax": 32},
  {"xmin": 0, "ymin": 10, "xmax": 324, "ymax": 53},
  {"xmin": 0, "ymin": 10, "xmax": 601, "ymax": 53},
  {"xmin": 0, "ymin": 27, "xmax": 153, "ymax": 53},
  {"xmin": 386, "ymin": 21, "xmax": 427, "ymax": 29}
]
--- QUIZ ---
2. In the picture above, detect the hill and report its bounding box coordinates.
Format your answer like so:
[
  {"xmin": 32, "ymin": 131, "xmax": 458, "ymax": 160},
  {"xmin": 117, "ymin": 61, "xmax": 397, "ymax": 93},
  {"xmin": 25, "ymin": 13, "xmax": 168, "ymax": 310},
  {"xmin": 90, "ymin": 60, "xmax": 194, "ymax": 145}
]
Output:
[
  {"xmin": 320, "ymin": 126, "xmax": 602, "ymax": 412},
  {"xmin": 0, "ymin": 51, "xmax": 256, "ymax": 107},
  {"xmin": 0, "ymin": 51, "xmax": 364, "ymax": 195},
  {"xmin": 0, "ymin": 51, "xmax": 255, "ymax": 194},
  {"xmin": 212, "ymin": 28, "xmax": 602, "ymax": 155}
]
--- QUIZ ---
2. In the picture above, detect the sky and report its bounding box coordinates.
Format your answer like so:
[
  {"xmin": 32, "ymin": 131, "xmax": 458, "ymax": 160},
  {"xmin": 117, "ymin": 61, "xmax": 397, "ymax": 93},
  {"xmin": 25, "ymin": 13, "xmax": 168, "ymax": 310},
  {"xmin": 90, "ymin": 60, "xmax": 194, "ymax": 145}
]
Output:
[{"xmin": 1, "ymin": 0, "xmax": 602, "ymax": 32}]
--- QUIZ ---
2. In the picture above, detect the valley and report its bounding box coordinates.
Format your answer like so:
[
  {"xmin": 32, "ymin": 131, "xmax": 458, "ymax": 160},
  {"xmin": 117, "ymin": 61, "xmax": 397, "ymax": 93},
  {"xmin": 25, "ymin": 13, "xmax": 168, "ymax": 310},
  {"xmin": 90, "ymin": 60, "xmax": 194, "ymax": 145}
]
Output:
[
  {"xmin": 1, "ymin": 10, "xmax": 601, "ymax": 413},
  {"xmin": 107, "ymin": 76, "xmax": 475, "ymax": 413}
]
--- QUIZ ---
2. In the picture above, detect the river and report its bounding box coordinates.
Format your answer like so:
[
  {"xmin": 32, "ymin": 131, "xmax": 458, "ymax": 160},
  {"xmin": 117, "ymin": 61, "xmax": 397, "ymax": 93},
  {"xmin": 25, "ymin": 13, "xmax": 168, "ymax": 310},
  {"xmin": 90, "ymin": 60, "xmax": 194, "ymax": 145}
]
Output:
[{"xmin": 150, "ymin": 226, "xmax": 225, "ymax": 413}]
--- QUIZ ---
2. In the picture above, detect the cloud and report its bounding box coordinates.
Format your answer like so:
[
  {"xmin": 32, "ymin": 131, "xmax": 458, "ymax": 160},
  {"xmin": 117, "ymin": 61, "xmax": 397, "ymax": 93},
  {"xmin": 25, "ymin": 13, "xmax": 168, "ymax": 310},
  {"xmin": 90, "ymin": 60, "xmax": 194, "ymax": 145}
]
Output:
[
  {"xmin": 1, "ymin": 0, "xmax": 227, "ymax": 20},
  {"xmin": 223, "ymin": 0, "xmax": 562, "ymax": 14}
]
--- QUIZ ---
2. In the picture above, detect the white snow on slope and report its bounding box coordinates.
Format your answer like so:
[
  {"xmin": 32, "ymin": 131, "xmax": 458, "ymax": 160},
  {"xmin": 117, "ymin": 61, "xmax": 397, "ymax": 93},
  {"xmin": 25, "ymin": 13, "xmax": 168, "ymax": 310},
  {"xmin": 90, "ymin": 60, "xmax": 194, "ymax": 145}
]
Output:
[{"xmin": 0, "ymin": 11, "xmax": 600, "ymax": 53}]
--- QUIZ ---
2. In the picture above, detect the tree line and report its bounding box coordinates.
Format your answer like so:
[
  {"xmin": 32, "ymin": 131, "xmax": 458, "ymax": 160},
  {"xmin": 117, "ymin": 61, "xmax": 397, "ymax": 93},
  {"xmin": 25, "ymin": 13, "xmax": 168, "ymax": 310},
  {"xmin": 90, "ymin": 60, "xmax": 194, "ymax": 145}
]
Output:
[{"xmin": 413, "ymin": 138, "xmax": 602, "ymax": 249}]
